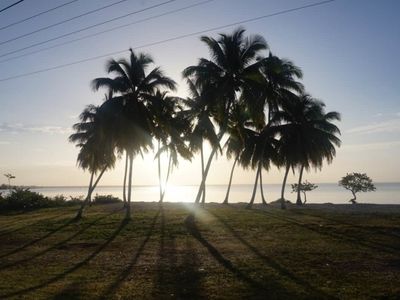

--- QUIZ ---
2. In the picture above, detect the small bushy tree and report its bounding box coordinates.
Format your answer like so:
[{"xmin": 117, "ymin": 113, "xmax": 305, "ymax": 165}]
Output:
[
  {"xmin": 339, "ymin": 172, "xmax": 376, "ymax": 204},
  {"xmin": 291, "ymin": 181, "xmax": 317, "ymax": 204},
  {"xmin": 4, "ymin": 173, "xmax": 15, "ymax": 190}
]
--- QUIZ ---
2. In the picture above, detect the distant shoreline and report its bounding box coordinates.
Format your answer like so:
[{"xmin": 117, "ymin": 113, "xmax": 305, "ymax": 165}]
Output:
[{"xmin": 12, "ymin": 182, "xmax": 400, "ymax": 189}]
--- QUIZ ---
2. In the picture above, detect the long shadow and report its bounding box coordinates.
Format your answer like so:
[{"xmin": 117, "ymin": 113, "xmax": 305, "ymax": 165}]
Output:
[
  {"xmin": 51, "ymin": 280, "xmax": 83, "ymax": 300},
  {"xmin": 291, "ymin": 209, "xmax": 400, "ymax": 240},
  {"xmin": 0, "ymin": 216, "xmax": 129, "ymax": 299},
  {"xmin": 153, "ymin": 206, "xmax": 203, "ymax": 299},
  {"xmin": 184, "ymin": 213, "xmax": 297, "ymax": 299},
  {"xmin": 0, "ymin": 207, "xmax": 68, "ymax": 226},
  {"xmin": 258, "ymin": 210, "xmax": 400, "ymax": 255},
  {"xmin": 99, "ymin": 209, "xmax": 160, "ymax": 299},
  {"xmin": 206, "ymin": 208, "xmax": 336, "ymax": 299},
  {"xmin": 0, "ymin": 211, "xmax": 68, "ymax": 239},
  {"xmin": 0, "ymin": 209, "xmax": 120, "ymax": 270},
  {"xmin": 0, "ymin": 216, "xmax": 75, "ymax": 260}
]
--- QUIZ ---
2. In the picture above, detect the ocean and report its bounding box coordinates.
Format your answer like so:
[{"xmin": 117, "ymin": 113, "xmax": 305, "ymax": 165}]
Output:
[{"xmin": 22, "ymin": 182, "xmax": 400, "ymax": 205}]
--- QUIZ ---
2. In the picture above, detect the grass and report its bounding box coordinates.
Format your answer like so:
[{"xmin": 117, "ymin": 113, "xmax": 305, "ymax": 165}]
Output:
[{"xmin": 0, "ymin": 202, "xmax": 399, "ymax": 299}]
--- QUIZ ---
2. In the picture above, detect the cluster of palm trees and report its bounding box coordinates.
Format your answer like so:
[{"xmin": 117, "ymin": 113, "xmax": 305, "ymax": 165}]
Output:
[{"xmin": 69, "ymin": 27, "xmax": 341, "ymax": 219}]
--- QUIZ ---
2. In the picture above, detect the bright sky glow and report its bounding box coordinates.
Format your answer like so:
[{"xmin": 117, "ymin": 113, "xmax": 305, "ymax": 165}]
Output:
[{"xmin": 0, "ymin": 0, "xmax": 399, "ymax": 186}]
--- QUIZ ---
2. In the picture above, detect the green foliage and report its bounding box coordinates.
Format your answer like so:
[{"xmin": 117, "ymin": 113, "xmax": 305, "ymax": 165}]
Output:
[
  {"xmin": 339, "ymin": 172, "xmax": 376, "ymax": 194},
  {"xmin": 0, "ymin": 188, "xmax": 82, "ymax": 212},
  {"xmin": 291, "ymin": 181, "xmax": 318, "ymax": 193},
  {"xmin": 93, "ymin": 194, "xmax": 122, "ymax": 204}
]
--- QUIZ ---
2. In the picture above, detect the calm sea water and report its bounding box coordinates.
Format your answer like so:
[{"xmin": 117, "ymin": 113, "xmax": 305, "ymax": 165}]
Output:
[{"xmin": 24, "ymin": 183, "xmax": 400, "ymax": 205}]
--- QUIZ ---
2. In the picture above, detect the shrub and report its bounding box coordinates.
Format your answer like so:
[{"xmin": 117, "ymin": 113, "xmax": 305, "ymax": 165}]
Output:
[
  {"xmin": 0, "ymin": 189, "xmax": 84, "ymax": 212},
  {"xmin": 93, "ymin": 194, "xmax": 122, "ymax": 204},
  {"xmin": 0, "ymin": 188, "xmax": 53, "ymax": 211}
]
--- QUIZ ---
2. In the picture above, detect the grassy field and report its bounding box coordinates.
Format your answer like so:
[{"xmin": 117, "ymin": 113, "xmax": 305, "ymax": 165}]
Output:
[{"xmin": 0, "ymin": 202, "xmax": 399, "ymax": 299}]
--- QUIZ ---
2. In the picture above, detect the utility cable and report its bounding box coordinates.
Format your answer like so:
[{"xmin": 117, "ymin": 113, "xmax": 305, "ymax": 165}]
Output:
[
  {"xmin": 0, "ymin": 0, "xmax": 336, "ymax": 83},
  {"xmin": 0, "ymin": 0, "xmax": 24, "ymax": 14},
  {"xmin": 0, "ymin": 0, "xmax": 215, "ymax": 64},
  {"xmin": 0, "ymin": 0, "xmax": 186, "ymax": 59},
  {"xmin": 0, "ymin": 0, "xmax": 80, "ymax": 31},
  {"xmin": 0, "ymin": 0, "xmax": 173, "ymax": 46}
]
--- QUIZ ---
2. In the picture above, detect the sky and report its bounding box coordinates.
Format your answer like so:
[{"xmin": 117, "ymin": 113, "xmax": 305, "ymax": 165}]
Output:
[{"xmin": 0, "ymin": 0, "xmax": 399, "ymax": 187}]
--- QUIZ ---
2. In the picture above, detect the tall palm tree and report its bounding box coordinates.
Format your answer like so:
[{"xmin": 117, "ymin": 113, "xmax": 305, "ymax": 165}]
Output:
[
  {"xmin": 244, "ymin": 53, "xmax": 304, "ymax": 206},
  {"xmin": 182, "ymin": 79, "xmax": 219, "ymax": 204},
  {"xmin": 92, "ymin": 49, "xmax": 176, "ymax": 219},
  {"xmin": 148, "ymin": 90, "xmax": 192, "ymax": 202},
  {"xmin": 183, "ymin": 27, "xmax": 268, "ymax": 204},
  {"xmin": 69, "ymin": 104, "xmax": 116, "ymax": 219},
  {"xmin": 272, "ymin": 94, "xmax": 341, "ymax": 208},
  {"xmin": 244, "ymin": 124, "xmax": 279, "ymax": 209},
  {"xmin": 222, "ymin": 105, "xmax": 251, "ymax": 204}
]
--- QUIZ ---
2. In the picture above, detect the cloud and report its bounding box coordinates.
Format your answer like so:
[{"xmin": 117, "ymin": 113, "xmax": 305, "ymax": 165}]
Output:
[
  {"xmin": 341, "ymin": 140, "xmax": 400, "ymax": 152},
  {"xmin": 0, "ymin": 141, "xmax": 11, "ymax": 145},
  {"xmin": 0, "ymin": 123, "xmax": 71, "ymax": 135},
  {"xmin": 347, "ymin": 118, "xmax": 400, "ymax": 134}
]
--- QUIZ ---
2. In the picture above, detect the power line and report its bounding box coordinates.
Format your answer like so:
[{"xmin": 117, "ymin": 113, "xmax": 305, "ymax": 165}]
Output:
[
  {"xmin": 0, "ymin": 0, "xmax": 215, "ymax": 64},
  {"xmin": 0, "ymin": 0, "xmax": 183, "ymax": 59},
  {"xmin": 0, "ymin": 0, "xmax": 80, "ymax": 32},
  {"xmin": 0, "ymin": 0, "xmax": 24, "ymax": 14},
  {"xmin": 0, "ymin": 0, "xmax": 336, "ymax": 83},
  {"xmin": 0, "ymin": 0, "xmax": 162, "ymax": 46}
]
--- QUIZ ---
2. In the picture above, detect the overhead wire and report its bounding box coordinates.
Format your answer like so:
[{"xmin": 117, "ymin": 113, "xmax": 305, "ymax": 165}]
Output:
[
  {"xmin": 0, "ymin": 0, "xmax": 24, "ymax": 14},
  {"xmin": 0, "ymin": 0, "xmax": 336, "ymax": 83},
  {"xmin": 0, "ymin": 0, "xmax": 215, "ymax": 64},
  {"xmin": 0, "ymin": 0, "xmax": 191, "ymax": 59},
  {"xmin": 0, "ymin": 0, "xmax": 177, "ymax": 46},
  {"xmin": 0, "ymin": 0, "xmax": 80, "ymax": 31}
]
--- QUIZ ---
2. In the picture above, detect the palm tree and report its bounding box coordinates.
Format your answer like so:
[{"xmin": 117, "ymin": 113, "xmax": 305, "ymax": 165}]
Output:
[
  {"xmin": 69, "ymin": 104, "xmax": 116, "ymax": 219},
  {"xmin": 183, "ymin": 27, "xmax": 268, "ymax": 204},
  {"xmin": 222, "ymin": 105, "xmax": 250, "ymax": 204},
  {"xmin": 244, "ymin": 124, "xmax": 279, "ymax": 209},
  {"xmin": 273, "ymin": 94, "xmax": 341, "ymax": 208},
  {"xmin": 148, "ymin": 90, "xmax": 192, "ymax": 202},
  {"xmin": 251, "ymin": 54, "xmax": 304, "ymax": 206},
  {"xmin": 182, "ymin": 79, "xmax": 219, "ymax": 205},
  {"xmin": 92, "ymin": 49, "xmax": 176, "ymax": 219}
]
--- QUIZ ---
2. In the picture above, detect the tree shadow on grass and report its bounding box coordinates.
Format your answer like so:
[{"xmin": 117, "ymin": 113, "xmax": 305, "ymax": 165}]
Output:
[
  {"xmin": 184, "ymin": 213, "xmax": 298, "ymax": 300},
  {"xmin": 291, "ymin": 210, "xmax": 400, "ymax": 240},
  {"xmin": 259, "ymin": 210, "xmax": 400, "ymax": 255},
  {"xmin": 152, "ymin": 206, "xmax": 203, "ymax": 299},
  {"xmin": 99, "ymin": 209, "xmax": 160, "ymax": 299},
  {"xmin": 51, "ymin": 280, "xmax": 83, "ymax": 300},
  {"xmin": 0, "ymin": 217, "xmax": 75, "ymax": 260},
  {"xmin": 0, "ymin": 216, "xmax": 129, "ymax": 299},
  {"xmin": 206, "ymin": 208, "xmax": 336, "ymax": 299},
  {"xmin": 0, "ymin": 211, "xmax": 68, "ymax": 239},
  {"xmin": 0, "ymin": 209, "xmax": 121, "ymax": 270}
]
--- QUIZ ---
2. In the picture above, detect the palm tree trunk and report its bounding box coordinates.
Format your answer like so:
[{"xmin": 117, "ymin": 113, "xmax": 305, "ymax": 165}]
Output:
[
  {"xmin": 75, "ymin": 171, "xmax": 94, "ymax": 220},
  {"xmin": 157, "ymin": 140, "xmax": 162, "ymax": 202},
  {"xmin": 160, "ymin": 154, "xmax": 172, "ymax": 202},
  {"xmin": 296, "ymin": 165, "xmax": 305, "ymax": 206},
  {"xmin": 280, "ymin": 165, "xmax": 290, "ymax": 209},
  {"xmin": 223, "ymin": 156, "xmax": 238, "ymax": 204},
  {"xmin": 126, "ymin": 153, "xmax": 134, "ymax": 219},
  {"xmin": 200, "ymin": 140, "xmax": 206, "ymax": 205},
  {"xmin": 122, "ymin": 151, "xmax": 128, "ymax": 207},
  {"xmin": 247, "ymin": 163, "xmax": 261, "ymax": 209},
  {"xmin": 194, "ymin": 133, "xmax": 224, "ymax": 204},
  {"xmin": 75, "ymin": 165, "xmax": 107, "ymax": 220},
  {"xmin": 259, "ymin": 164, "xmax": 267, "ymax": 205}
]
